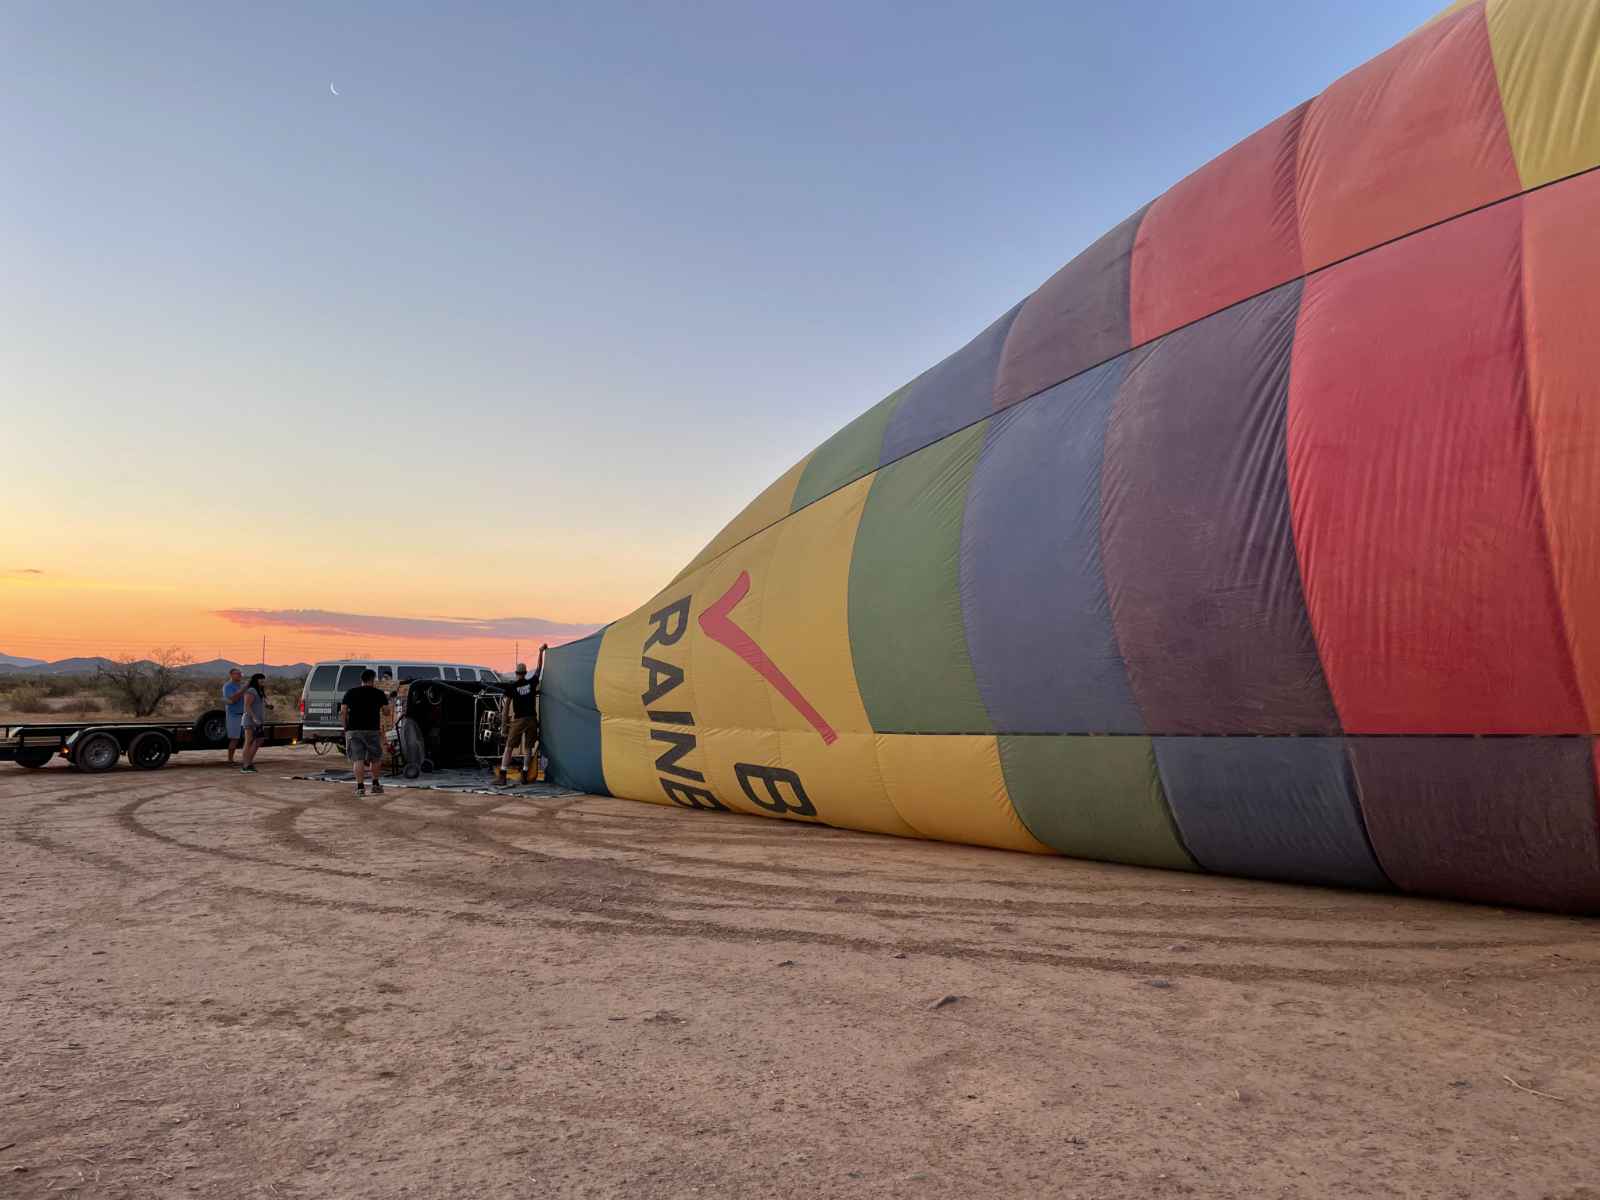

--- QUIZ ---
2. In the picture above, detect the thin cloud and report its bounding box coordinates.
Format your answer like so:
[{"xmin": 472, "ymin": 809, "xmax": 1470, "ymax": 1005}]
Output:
[
  {"xmin": 213, "ymin": 608, "xmax": 602, "ymax": 640},
  {"xmin": 3, "ymin": 568, "xmax": 45, "ymax": 577}
]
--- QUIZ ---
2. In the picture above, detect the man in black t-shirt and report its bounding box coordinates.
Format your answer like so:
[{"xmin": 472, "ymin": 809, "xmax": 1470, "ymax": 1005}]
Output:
[
  {"xmin": 340, "ymin": 669, "xmax": 391, "ymax": 796},
  {"xmin": 495, "ymin": 661, "xmax": 540, "ymax": 786}
]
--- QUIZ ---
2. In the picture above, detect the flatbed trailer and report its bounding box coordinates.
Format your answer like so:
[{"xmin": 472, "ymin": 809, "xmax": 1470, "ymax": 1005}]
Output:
[{"xmin": 0, "ymin": 710, "xmax": 304, "ymax": 772}]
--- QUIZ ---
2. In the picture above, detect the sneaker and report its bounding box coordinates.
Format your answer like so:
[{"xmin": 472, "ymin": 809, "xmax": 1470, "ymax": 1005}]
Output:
[
  {"xmin": 493, "ymin": 768, "xmax": 507, "ymax": 786},
  {"xmin": 356, "ymin": 784, "xmax": 366, "ymax": 796},
  {"xmin": 240, "ymin": 765, "xmax": 257, "ymax": 774},
  {"xmin": 371, "ymin": 780, "xmax": 384, "ymax": 795},
  {"xmin": 518, "ymin": 770, "xmax": 531, "ymax": 786}
]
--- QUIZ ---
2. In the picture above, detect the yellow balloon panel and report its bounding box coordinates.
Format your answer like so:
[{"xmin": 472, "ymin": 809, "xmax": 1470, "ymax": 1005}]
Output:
[
  {"xmin": 599, "ymin": 713, "xmax": 665, "ymax": 807},
  {"xmin": 673, "ymin": 454, "xmax": 812, "ymax": 583},
  {"xmin": 1486, "ymin": 0, "xmax": 1600, "ymax": 188},
  {"xmin": 685, "ymin": 533, "xmax": 784, "ymax": 736},
  {"xmin": 757, "ymin": 476, "xmax": 876, "ymax": 738},
  {"xmin": 594, "ymin": 474, "xmax": 913, "ymax": 834},
  {"xmin": 777, "ymin": 729, "xmax": 909, "ymax": 837},
  {"xmin": 875, "ymin": 734, "xmax": 1055, "ymax": 854}
]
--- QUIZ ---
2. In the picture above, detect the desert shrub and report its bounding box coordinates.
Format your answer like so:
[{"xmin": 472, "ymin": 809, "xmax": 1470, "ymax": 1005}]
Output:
[
  {"xmin": 68, "ymin": 695, "xmax": 104, "ymax": 716},
  {"xmin": 40, "ymin": 677, "xmax": 82, "ymax": 700},
  {"xmin": 5, "ymin": 682, "xmax": 49, "ymax": 711},
  {"xmin": 268, "ymin": 676, "xmax": 305, "ymax": 712},
  {"xmin": 97, "ymin": 649, "xmax": 192, "ymax": 718}
]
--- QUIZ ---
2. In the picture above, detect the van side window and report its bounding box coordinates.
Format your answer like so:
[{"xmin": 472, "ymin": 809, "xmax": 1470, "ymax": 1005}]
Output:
[
  {"xmin": 335, "ymin": 666, "xmax": 367, "ymax": 691},
  {"xmin": 378, "ymin": 665, "xmax": 394, "ymax": 682},
  {"xmin": 309, "ymin": 666, "xmax": 339, "ymax": 691},
  {"xmin": 399, "ymin": 665, "xmax": 442, "ymax": 681}
]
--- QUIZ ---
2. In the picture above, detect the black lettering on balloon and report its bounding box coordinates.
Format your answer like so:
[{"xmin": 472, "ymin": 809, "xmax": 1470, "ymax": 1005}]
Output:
[
  {"xmin": 734, "ymin": 762, "xmax": 818, "ymax": 818},
  {"xmin": 646, "ymin": 710, "xmax": 694, "ymax": 726},
  {"xmin": 660, "ymin": 779, "xmax": 728, "ymax": 811},
  {"xmin": 643, "ymin": 596, "xmax": 692, "ymax": 653},
  {"xmin": 641, "ymin": 657, "xmax": 685, "ymax": 706},
  {"xmin": 651, "ymin": 728, "xmax": 705, "ymax": 782}
]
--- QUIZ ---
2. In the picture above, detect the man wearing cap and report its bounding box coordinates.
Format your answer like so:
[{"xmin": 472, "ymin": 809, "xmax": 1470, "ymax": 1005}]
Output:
[{"xmin": 495, "ymin": 662, "xmax": 540, "ymax": 786}]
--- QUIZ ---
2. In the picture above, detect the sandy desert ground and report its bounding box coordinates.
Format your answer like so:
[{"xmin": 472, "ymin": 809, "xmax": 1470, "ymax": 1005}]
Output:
[{"xmin": 2, "ymin": 746, "xmax": 1598, "ymax": 1199}]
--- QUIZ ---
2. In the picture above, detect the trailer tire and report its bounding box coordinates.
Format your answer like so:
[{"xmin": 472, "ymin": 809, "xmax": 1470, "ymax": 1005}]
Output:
[
  {"xmin": 194, "ymin": 710, "xmax": 229, "ymax": 747},
  {"xmin": 128, "ymin": 731, "xmax": 174, "ymax": 770},
  {"xmin": 75, "ymin": 731, "xmax": 122, "ymax": 773},
  {"xmin": 15, "ymin": 749, "xmax": 53, "ymax": 769},
  {"xmin": 403, "ymin": 763, "xmax": 421, "ymax": 780}
]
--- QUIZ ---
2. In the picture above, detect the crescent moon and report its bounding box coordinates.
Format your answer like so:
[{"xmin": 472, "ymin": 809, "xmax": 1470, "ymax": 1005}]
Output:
[{"xmin": 329, "ymin": 83, "xmax": 339, "ymax": 96}]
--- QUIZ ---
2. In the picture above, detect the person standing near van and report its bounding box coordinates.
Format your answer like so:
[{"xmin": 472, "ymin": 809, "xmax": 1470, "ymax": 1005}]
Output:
[
  {"xmin": 222, "ymin": 667, "xmax": 246, "ymax": 765},
  {"xmin": 239, "ymin": 673, "xmax": 269, "ymax": 774},
  {"xmin": 495, "ymin": 661, "xmax": 540, "ymax": 786},
  {"xmin": 341, "ymin": 669, "xmax": 390, "ymax": 796}
]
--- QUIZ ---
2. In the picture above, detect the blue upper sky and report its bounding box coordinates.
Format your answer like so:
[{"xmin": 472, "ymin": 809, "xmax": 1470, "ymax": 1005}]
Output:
[{"xmin": 3, "ymin": 0, "xmax": 1446, "ymax": 630}]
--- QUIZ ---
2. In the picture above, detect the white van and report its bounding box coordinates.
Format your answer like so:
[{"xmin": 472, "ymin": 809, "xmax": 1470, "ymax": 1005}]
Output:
[{"xmin": 299, "ymin": 659, "xmax": 502, "ymax": 742}]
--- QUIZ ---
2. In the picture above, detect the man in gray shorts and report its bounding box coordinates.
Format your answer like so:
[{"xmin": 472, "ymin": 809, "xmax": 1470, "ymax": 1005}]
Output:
[{"xmin": 339, "ymin": 669, "xmax": 391, "ymax": 796}]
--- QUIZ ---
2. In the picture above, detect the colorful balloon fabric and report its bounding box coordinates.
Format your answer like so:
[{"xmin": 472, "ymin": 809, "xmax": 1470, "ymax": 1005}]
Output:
[{"xmin": 543, "ymin": 0, "xmax": 1600, "ymax": 914}]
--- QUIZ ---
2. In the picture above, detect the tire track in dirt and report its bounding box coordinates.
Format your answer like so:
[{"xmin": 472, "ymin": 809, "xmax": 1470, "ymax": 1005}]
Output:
[
  {"xmin": 12, "ymin": 770, "xmax": 1588, "ymax": 986},
  {"xmin": 215, "ymin": 787, "xmax": 558, "ymax": 866},
  {"xmin": 264, "ymin": 786, "xmax": 1592, "ymax": 961},
  {"xmin": 114, "ymin": 792, "xmax": 384, "ymax": 882},
  {"xmin": 480, "ymin": 806, "xmax": 1588, "ymax": 955},
  {"xmin": 1, "ymin": 781, "xmax": 225, "ymax": 957},
  {"xmin": 261, "ymin": 804, "xmax": 332, "ymax": 857},
  {"xmin": 210, "ymin": 877, "xmax": 1592, "ymax": 988},
  {"xmin": 122, "ymin": 783, "xmax": 546, "ymax": 875},
  {"xmin": 7, "ymin": 780, "xmax": 217, "ymax": 879},
  {"xmin": 183, "ymin": 793, "xmax": 1588, "ymax": 986}
]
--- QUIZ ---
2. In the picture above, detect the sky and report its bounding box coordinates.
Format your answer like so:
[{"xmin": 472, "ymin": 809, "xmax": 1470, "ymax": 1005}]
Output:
[{"xmin": 1, "ymin": 0, "xmax": 1446, "ymax": 670}]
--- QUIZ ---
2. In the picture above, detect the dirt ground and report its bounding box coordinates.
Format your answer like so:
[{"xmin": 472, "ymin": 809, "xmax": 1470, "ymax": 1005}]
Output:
[{"xmin": 3, "ymin": 747, "xmax": 1598, "ymax": 1200}]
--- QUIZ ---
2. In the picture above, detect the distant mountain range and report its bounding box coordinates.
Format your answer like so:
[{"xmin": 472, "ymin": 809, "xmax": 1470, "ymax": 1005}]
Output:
[{"xmin": 0, "ymin": 654, "xmax": 312, "ymax": 678}]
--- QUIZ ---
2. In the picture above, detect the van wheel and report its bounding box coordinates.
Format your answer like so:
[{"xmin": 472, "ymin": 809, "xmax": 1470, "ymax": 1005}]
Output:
[
  {"xmin": 128, "ymin": 731, "xmax": 174, "ymax": 770},
  {"xmin": 75, "ymin": 732, "xmax": 122, "ymax": 773}
]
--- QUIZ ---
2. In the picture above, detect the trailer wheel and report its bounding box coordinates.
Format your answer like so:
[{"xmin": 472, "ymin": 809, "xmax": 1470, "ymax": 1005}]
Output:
[
  {"xmin": 128, "ymin": 731, "xmax": 174, "ymax": 770},
  {"xmin": 15, "ymin": 749, "xmax": 54, "ymax": 769},
  {"xmin": 75, "ymin": 731, "xmax": 122, "ymax": 773},
  {"xmin": 402, "ymin": 763, "xmax": 421, "ymax": 779},
  {"xmin": 194, "ymin": 710, "xmax": 228, "ymax": 747}
]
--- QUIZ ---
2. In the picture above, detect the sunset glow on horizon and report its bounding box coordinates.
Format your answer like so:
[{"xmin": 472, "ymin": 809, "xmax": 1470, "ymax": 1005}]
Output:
[{"xmin": 0, "ymin": 565, "xmax": 614, "ymax": 670}]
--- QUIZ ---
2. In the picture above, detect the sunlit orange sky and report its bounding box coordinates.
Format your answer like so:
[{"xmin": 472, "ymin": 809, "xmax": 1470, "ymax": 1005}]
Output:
[{"xmin": 3, "ymin": 4, "xmax": 1442, "ymax": 671}]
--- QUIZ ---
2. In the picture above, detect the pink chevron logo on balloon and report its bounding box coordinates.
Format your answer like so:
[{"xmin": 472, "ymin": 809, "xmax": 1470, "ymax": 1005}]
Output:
[{"xmin": 698, "ymin": 570, "xmax": 839, "ymax": 746}]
